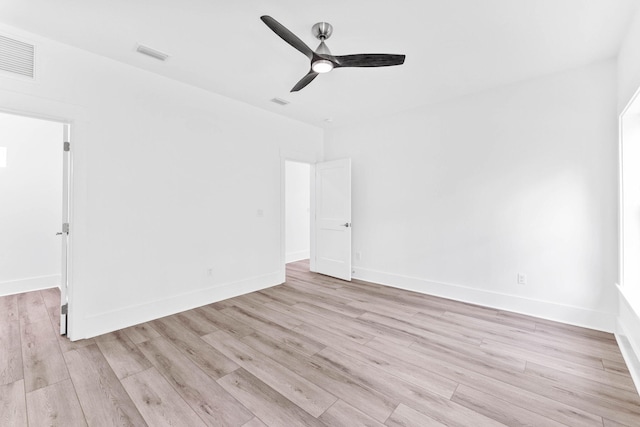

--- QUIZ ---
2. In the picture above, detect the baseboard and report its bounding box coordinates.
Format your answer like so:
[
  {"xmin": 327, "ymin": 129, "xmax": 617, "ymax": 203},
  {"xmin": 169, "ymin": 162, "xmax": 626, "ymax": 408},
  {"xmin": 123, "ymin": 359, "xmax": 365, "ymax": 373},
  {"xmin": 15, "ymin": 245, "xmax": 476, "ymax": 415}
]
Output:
[
  {"xmin": 353, "ymin": 267, "xmax": 616, "ymax": 332},
  {"xmin": 616, "ymin": 285, "xmax": 640, "ymax": 393},
  {"xmin": 73, "ymin": 270, "xmax": 282, "ymax": 340},
  {"xmin": 286, "ymin": 250, "xmax": 310, "ymax": 264},
  {"xmin": 0, "ymin": 274, "xmax": 60, "ymax": 297}
]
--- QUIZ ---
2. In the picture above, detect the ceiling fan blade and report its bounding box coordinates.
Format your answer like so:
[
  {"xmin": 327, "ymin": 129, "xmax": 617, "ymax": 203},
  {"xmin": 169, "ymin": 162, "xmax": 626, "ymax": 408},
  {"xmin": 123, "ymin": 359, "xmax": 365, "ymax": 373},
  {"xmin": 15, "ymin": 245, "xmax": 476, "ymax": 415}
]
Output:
[
  {"xmin": 261, "ymin": 15, "xmax": 315, "ymax": 60},
  {"xmin": 332, "ymin": 54, "xmax": 406, "ymax": 68},
  {"xmin": 291, "ymin": 70, "xmax": 319, "ymax": 92}
]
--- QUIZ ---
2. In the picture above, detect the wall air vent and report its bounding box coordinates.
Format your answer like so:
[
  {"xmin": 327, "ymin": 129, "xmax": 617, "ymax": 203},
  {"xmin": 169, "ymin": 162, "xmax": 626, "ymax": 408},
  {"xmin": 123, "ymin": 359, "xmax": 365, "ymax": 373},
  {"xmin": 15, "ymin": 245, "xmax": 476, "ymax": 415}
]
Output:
[
  {"xmin": 271, "ymin": 97, "xmax": 290, "ymax": 106},
  {"xmin": 136, "ymin": 43, "xmax": 169, "ymax": 61},
  {"xmin": 0, "ymin": 34, "xmax": 35, "ymax": 79}
]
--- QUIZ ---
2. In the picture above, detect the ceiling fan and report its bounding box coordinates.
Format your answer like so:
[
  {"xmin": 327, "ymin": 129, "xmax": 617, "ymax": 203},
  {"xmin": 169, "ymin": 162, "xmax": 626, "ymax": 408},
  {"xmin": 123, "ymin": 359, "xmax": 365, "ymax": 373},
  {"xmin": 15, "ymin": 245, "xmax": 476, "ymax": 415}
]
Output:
[{"xmin": 260, "ymin": 15, "xmax": 406, "ymax": 92}]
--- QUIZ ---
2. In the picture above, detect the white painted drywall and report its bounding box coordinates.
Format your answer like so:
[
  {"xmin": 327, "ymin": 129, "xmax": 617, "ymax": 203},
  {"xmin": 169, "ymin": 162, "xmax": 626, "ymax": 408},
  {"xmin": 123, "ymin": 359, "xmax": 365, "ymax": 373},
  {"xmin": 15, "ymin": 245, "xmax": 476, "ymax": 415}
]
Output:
[
  {"xmin": 0, "ymin": 113, "xmax": 62, "ymax": 295},
  {"xmin": 285, "ymin": 161, "xmax": 310, "ymax": 263},
  {"xmin": 0, "ymin": 24, "xmax": 323, "ymax": 339},
  {"xmin": 325, "ymin": 60, "xmax": 618, "ymax": 331},
  {"xmin": 618, "ymin": 5, "xmax": 640, "ymax": 112},
  {"xmin": 617, "ymin": 7, "xmax": 640, "ymax": 391}
]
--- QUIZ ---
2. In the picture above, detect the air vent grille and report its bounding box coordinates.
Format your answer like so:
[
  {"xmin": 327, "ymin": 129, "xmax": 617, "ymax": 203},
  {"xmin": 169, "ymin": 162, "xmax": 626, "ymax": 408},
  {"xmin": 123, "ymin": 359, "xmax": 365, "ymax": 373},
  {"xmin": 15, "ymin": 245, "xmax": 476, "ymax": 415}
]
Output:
[
  {"xmin": 0, "ymin": 34, "xmax": 35, "ymax": 78},
  {"xmin": 136, "ymin": 44, "xmax": 169, "ymax": 61},
  {"xmin": 271, "ymin": 98, "xmax": 290, "ymax": 106}
]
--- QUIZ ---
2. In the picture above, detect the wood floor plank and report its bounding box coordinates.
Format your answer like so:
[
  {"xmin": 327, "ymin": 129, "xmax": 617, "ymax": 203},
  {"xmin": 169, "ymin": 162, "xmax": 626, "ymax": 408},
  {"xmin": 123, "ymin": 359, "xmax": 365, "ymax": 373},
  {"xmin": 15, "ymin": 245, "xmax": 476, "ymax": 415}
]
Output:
[
  {"xmin": 0, "ymin": 380, "xmax": 27, "ymax": 427},
  {"xmin": 306, "ymin": 332, "xmax": 458, "ymax": 398},
  {"xmin": 121, "ymin": 367, "xmax": 207, "ymax": 427},
  {"xmin": 221, "ymin": 305, "xmax": 326, "ymax": 356},
  {"xmin": 96, "ymin": 331, "xmax": 152, "ymax": 379},
  {"xmin": 279, "ymin": 278, "xmax": 356, "ymax": 306},
  {"xmin": 194, "ymin": 305, "xmax": 254, "ymax": 338},
  {"xmin": 2, "ymin": 261, "xmax": 637, "ymax": 426},
  {"xmin": 603, "ymin": 419, "xmax": 631, "ymax": 427},
  {"xmin": 528, "ymin": 352, "xmax": 636, "ymax": 392},
  {"xmin": 137, "ymin": 336, "xmax": 253, "ymax": 427},
  {"xmin": 275, "ymin": 282, "xmax": 367, "ymax": 318},
  {"xmin": 534, "ymin": 319, "xmax": 617, "ymax": 343},
  {"xmin": 525, "ymin": 362, "xmax": 640, "ymax": 408},
  {"xmin": 263, "ymin": 301, "xmax": 375, "ymax": 345},
  {"xmin": 313, "ymin": 347, "xmax": 506, "ymax": 427},
  {"xmin": 410, "ymin": 335, "xmax": 526, "ymax": 373},
  {"xmin": 56, "ymin": 333, "xmax": 96, "ymax": 354},
  {"xmin": 122, "ymin": 322, "xmax": 160, "ymax": 344},
  {"xmin": 257, "ymin": 287, "xmax": 302, "ymax": 306},
  {"xmin": 26, "ymin": 379, "xmax": 87, "ymax": 426},
  {"xmin": 239, "ymin": 330, "xmax": 398, "ymax": 423},
  {"xmin": 242, "ymin": 417, "xmax": 268, "ymax": 427},
  {"xmin": 366, "ymin": 337, "xmax": 604, "ymax": 427},
  {"xmin": 17, "ymin": 292, "xmax": 49, "ymax": 326},
  {"xmin": 21, "ymin": 318, "xmax": 69, "ymax": 392},
  {"xmin": 39, "ymin": 287, "xmax": 60, "ymax": 309},
  {"xmin": 603, "ymin": 357, "xmax": 632, "ymax": 376},
  {"xmin": 203, "ymin": 330, "xmax": 337, "ymax": 418},
  {"xmin": 451, "ymin": 384, "xmax": 566, "ymax": 427},
  {"xmin": 149, "ymin": 315, "xmax": 238, "ymax": 380},
  {"xmin": 385, "ymin": 403, "xmax": 448, "ymax": 427},
  {"xmin": 481, "ymin": 336, "xmax": 609, "ymax": 370},
  {"xmin": 0, "ymin": 294, "xmax": 19, "ymax": 322},
  {"xmin": 174, "ymin": 310, "xmax": 220, "ymax": 336},
  {"xmin": 64, "ymin": 344, "xmax": 147, "ymax": 426},
  {"xmin": 0, "ymin": 319, "xmax": 23, "ymax": 386},
  {"xmin": 360, "ymin": 310, "xmax": 484, "ymax": 346},
  {"xmin": 318, "ymin": 399, "xmax": 386, "ymax": 427},
  {"xmin": 230, "ymin": 297, "xmax": 304, "ymax": 330},
  {"xmin": 269, "ymin": 304, "xmax": 416, "ymax": 346},
  {"xmin": 218, "ymin": 368, "xmax": 325, "ymax": 427}
]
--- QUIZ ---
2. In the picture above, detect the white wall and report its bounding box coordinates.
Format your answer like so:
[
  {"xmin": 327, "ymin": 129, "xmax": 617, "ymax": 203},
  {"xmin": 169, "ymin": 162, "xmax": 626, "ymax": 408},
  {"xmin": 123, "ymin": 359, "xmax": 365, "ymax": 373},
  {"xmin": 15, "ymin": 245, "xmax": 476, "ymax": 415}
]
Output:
[
  {"xmin": 325, "ymin": 59, "xmax": 618, "ymax": 331},
  {"xmin": 617, "ymin": 5, "xmax": 640, "ymax": 391},
  {"xmin": 285, "ymin": 161, "xmax": 310, "ymax": 263},
  {"xmin": 0, "ymin": 24, "xmax": 323, "ymax": 339},
  {"xmin": 618, "ymin": 6, "xmax": 640, "ymax": 112},
  {"xmin": 0, "ymin": 113, "xmax": 62, "ymax": 295}
]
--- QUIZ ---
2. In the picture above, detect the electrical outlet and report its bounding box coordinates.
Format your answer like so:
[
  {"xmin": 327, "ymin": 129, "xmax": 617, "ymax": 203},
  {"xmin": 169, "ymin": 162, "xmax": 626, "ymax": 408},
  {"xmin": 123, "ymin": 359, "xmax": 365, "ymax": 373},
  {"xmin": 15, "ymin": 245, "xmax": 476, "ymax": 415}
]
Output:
[
  {"xmin": 207, "ymin": 268, "xmax": 213, "ymax": 277},
  {"xmin": 517, "ymin": 273, "xmax": 527, "ymax": 285}
]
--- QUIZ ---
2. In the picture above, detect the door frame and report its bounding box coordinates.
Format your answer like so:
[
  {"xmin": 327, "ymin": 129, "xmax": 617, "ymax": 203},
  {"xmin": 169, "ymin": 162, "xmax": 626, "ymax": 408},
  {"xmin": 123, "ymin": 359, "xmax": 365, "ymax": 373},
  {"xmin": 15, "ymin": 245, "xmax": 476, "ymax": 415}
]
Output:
[
  {"xmin": 280, "ymin": 149, "xmax": 319, "ymax": 282},
  {"xmin": 0, "ymin": 106, "xmax": 74, "ymax": 335}
]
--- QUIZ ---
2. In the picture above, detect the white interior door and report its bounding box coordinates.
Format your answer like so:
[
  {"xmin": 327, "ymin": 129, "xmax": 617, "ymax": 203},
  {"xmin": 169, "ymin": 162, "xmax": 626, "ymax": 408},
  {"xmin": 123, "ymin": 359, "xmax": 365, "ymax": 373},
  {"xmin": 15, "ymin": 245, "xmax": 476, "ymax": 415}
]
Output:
[
  {"xmin": 314, "ymin": 158, "xmax": 352, "ymax": 281},
  {"xmin": 59, "ymin": 124, "xmax": 70, "ymax": 335}
]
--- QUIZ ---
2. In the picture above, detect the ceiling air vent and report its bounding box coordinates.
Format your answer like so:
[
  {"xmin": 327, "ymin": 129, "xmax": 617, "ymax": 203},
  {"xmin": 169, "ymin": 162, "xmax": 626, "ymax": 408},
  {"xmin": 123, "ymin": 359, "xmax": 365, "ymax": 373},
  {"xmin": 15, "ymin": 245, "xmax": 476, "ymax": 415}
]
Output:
[
  {"xmin": 0, "ymin": 34, "xmax": 35, "ymax": 79},
  {"xmin": 136, "ymin": 44, "xmax": 169, "ymax": 61},
  {"xmin": 270, "ymin": 97, "xmax": 290, "ymax": 106}
]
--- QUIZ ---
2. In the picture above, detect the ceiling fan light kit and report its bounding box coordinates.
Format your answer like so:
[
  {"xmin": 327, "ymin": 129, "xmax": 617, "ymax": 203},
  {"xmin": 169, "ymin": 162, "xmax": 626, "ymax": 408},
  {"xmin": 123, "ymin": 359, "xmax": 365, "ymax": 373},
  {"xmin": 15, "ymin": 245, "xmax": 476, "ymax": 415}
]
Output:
[{"xmin": 260, "ymin": 15, "xmax": 405, "ymax": 92}]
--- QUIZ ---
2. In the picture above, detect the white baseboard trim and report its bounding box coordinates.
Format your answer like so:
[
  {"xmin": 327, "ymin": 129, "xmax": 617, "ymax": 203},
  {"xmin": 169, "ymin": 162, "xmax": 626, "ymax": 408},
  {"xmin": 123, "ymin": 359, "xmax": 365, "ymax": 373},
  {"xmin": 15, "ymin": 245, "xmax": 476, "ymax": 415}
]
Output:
[
  {"xmin": 74, "ymin": 270, "xmax": 282, "ymax": 340},
  {"xmin": 286, "ymin": 250, "xmax": 310, "ymax": 264},
  {"xmin": 353, "ymin": 267, "xmax": 616, "ymax": 332},
  {"xmin": 616, "ymin": 285, "xmax": 640, "ymax": 393},
  {"xmin": 0, "ymin": 275, "xmax": 60, "ymax": 297}
]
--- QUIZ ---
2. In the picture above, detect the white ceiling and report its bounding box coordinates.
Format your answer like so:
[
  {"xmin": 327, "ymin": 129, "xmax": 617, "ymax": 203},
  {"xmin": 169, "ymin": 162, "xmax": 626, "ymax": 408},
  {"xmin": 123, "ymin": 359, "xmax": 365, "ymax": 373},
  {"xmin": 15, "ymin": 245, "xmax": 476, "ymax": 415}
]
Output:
[{"xmin": 0, "ymin": 0, "xmax": 637, "ymax": 128}]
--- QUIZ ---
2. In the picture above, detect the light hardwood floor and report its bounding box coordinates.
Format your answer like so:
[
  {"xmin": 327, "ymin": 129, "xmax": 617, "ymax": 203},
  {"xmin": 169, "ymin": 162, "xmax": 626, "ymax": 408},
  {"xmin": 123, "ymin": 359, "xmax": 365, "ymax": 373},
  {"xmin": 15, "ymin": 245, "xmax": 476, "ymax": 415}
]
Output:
[{"xmin": 1, "ymin": 260, "xmax": 639, "ymax": 426}]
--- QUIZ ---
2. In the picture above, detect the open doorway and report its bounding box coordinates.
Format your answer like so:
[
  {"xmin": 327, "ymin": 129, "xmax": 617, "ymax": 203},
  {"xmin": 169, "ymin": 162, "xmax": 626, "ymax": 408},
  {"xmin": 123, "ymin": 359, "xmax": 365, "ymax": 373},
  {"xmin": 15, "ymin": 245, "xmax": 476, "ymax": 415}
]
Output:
[
  {"xmin": 0, "ymin": 111, "xmax": 70, "ymax": 334},
  {"xmin": 285, "ymin": 160, "xmax": 311, "ymax": 277},
  {"xmin": 282, "ymin": 156, "xmax": 353, "ymax": 283}
]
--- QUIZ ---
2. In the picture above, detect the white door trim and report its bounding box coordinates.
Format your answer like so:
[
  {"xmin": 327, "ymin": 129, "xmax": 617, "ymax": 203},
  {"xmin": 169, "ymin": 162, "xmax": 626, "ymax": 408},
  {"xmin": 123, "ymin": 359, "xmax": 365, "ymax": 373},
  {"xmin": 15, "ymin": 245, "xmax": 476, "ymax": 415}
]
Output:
[{"xmin": 0, "ymin": 89, "xmax": 83, "ymax": 339}]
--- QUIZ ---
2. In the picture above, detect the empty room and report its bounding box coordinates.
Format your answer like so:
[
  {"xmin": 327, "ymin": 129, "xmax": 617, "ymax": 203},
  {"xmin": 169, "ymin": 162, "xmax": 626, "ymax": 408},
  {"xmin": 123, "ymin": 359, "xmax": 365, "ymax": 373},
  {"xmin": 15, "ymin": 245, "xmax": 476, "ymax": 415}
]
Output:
[{"xmin": 2, "ymin": 1, "xmax": 640, "ymax": 426}]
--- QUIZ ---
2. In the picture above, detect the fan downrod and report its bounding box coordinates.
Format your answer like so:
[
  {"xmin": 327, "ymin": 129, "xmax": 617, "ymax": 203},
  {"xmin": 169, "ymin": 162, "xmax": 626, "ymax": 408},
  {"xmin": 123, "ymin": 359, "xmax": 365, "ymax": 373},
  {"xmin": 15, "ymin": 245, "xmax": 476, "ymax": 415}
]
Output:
[{"xmin": 312, "ymin": 22, "xmax": 333, "ymax": 41}]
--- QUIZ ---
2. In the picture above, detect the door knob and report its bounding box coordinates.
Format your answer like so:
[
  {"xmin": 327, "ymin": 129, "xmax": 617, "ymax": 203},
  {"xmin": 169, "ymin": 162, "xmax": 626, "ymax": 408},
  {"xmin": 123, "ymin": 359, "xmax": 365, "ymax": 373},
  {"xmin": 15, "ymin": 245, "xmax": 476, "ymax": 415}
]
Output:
[
  {"xmin": 342, "ymin": 223, "xmax": 351, "ymax": 228},
  {"xmin": 56, "ymin": 232, "xmax": 63, "ymax": 236}
]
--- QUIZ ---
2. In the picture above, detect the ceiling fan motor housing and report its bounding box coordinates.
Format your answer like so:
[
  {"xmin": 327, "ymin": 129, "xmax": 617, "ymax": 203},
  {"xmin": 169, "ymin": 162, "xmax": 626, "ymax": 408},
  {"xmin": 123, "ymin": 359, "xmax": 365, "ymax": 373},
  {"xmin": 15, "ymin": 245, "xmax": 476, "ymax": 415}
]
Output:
[{"xmin": 312, "ymin": 22, "xmax": 333, "ymax": 40}]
